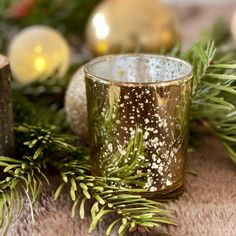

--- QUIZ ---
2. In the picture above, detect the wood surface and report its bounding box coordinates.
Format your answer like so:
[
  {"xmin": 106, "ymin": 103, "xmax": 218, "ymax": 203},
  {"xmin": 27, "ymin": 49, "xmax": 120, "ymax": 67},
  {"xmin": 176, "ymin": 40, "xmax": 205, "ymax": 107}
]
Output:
[{"xmin": 0, "ymin": 55, "xmax": 14, "ymax": 156}]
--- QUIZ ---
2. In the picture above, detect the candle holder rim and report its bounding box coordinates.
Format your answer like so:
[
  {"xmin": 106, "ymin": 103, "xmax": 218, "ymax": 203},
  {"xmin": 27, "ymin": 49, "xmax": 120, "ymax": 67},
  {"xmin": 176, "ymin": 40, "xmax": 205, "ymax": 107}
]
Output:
[
  {"xmin": 0, "ymin": 54, "xmax": 10, "ymax": 69},
  {"xmin": 84, "ymin": 53, "xmax": 193, "ymax": 86}
]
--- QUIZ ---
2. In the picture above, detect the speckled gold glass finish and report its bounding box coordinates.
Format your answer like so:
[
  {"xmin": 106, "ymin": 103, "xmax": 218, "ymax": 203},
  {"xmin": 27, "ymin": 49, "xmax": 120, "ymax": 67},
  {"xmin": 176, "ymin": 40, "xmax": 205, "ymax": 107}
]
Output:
[
  {"xmin": 85, "ymin": 54, "xmax": 192, "ymax": 199},
  {"xmin": 0, "ymin": 55, "xmax": 14, "ymax": 156}
]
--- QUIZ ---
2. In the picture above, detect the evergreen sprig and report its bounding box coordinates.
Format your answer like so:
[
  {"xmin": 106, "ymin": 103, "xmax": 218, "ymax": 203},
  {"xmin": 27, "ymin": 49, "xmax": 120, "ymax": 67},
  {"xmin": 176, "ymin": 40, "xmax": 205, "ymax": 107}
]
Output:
[
  {"xmin": 0, "ymin": 123, "xmax": 84, "ymax": 235},
  {"xmin": 0, "ymin": 140, "xmax": 47, "ymax": 235},
  {"xmin": 55, "ymin": 158, "xmax": 175, "ymax": 236},
  {"xmin": 185, "ymin": 41, "xmax": 236, "ymax": 164},
  {"xmin": 0, "ymin": 120, "xmax": 175, "ymax": 236},
  {"xmin": 0, "ymin": 155, "xmax": 44, "ymax": 236}
]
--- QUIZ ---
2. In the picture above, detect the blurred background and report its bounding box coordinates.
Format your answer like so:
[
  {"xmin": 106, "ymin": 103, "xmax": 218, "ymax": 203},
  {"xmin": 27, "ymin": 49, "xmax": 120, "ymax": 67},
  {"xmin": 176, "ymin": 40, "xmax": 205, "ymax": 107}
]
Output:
[
  {"xmin": 165, "ymin": 0, "xmax": 236, "ymax": 48},
  {"xmin": 165, "ymin": 0, "xmax": 235, "ymax": 5},
  {"xmin": 0, "ymin": 0, "xmax": 236, "ymax": 85}
]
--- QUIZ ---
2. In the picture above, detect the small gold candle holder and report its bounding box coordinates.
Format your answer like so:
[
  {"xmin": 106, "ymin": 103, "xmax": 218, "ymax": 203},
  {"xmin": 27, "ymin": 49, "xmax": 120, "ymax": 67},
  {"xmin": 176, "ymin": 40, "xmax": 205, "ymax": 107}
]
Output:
[
  {"xmin": 85, "ymin": 54, "xmax": 192, "ymax": 199},
  {"xmin": 0, "ymin": 55, "xmax": 14, "ymax": 156}
]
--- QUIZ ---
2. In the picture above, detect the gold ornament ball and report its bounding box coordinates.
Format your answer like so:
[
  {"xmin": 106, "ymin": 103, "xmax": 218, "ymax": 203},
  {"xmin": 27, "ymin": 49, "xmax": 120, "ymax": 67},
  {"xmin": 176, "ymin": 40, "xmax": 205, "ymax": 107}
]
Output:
[
  {"xmin": 65, "ymin": 66, "xmax": 88, "ymax": 140},
  {"xmin": 8, "ymin": 25, "xmax": 70, "ymax": 84},
  {"xmin": 85, "ymin": 0, "xmax": 180, "ymax": 55},
  {"xmin": 231, "ymin": 11, "xmax": 236, "ymax": 40}
]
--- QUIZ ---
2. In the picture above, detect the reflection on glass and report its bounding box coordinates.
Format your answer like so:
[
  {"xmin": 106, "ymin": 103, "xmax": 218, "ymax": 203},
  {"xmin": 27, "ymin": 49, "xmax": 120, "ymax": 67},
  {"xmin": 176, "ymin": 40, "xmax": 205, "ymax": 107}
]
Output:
[
  {"xmin": 85, "ymin": 54, "xmax": 192, "ymax": 199},
  {"xmin": 93, "ymin": 13, "xmax": 110, "ymax": 39}
]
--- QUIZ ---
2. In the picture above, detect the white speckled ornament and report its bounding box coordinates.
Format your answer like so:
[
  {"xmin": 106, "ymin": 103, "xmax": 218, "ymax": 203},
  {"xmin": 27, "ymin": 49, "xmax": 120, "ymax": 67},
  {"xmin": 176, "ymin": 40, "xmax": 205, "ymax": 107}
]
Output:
[
  {"xmin": 65, "ymin": 66, "xmax": 88, "ymax": 140},
  {"xmin": 231, "ymin": 11, "xmax": 236, "ymax": 40}
]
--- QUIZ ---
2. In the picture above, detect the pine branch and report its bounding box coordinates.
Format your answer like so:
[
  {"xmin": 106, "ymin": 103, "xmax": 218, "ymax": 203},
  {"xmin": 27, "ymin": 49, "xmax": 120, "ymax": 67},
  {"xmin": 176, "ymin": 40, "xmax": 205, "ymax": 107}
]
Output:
[
  {"xmin": 0, "ymin": 155, "xmax": 46, "ymax": 236},
  {"xmin": 54, "ymin": 158, "xmax": 176, "ymax": 236},
  {"xmin": 100, "ymin": 127, "xmax": 146, "ymax": 183},
  {"xmin": 15, "ymin": 124, "xmax": 80, "ymax": 157},
  {"xmin": 0, "ymin": 122, "xmax": 175, "ymax": 236},
  {"xmin": 0, "ymin": 122, "xmax": 88, "ymax": 235},
  {"xmin": 16, "ymin": 123, "xmax": 175, "ymax": 235},
  {"xmin": 186, "ymin": 41, "xmax": 236, "ymax": 164}
]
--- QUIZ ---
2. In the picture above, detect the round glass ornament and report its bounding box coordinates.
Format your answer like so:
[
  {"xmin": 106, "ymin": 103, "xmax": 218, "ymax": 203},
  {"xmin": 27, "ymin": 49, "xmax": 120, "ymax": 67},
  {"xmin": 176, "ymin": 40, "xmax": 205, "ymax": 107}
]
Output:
[
  {"xmin": 8, "ymin": 25, "xmax": 70, "ymax": 84},
  {"xmin": 85, "ymin": 0, "xmax": 180, "ymax": 55}
]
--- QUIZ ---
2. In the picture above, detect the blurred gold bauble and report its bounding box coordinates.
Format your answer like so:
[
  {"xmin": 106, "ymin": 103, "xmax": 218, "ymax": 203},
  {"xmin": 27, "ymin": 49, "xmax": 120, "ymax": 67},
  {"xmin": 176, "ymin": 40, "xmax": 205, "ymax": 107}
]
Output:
[
  {"xmin": 8, "ymin": 25, "xmax": 70, "ymax": 84},
  {"xmin": 231, "ymin": 11, "xmax": 236, "ymax": 40},
  {"xmin": 85, "ymin": 0, "xmax": 180, "ymax": 55},
  {"xmin": 65, "ymin": 66, "xmax": 88, "ymax": 140}
]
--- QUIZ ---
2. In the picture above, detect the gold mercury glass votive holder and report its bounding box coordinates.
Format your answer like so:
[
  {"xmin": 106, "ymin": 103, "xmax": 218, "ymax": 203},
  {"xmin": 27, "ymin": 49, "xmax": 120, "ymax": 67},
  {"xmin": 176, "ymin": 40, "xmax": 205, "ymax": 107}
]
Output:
[{"xmin": 84, "ymin": 54, "xmax": 192, "ymax": 199}]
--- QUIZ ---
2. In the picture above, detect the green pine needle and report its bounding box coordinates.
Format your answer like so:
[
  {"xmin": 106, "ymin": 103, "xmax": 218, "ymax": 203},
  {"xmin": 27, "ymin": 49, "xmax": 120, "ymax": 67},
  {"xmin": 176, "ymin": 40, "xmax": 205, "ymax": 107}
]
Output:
[
  {"xmin": 0, "ymin": 155, "xmax": 45, "ymax": 236},
  {"xmin": 55, "ymin": 158, "xmax": 176, "ymax": 236},
  {"xmin": 186, "ymin": 41, "xmax": 236, "ymax": 164}
]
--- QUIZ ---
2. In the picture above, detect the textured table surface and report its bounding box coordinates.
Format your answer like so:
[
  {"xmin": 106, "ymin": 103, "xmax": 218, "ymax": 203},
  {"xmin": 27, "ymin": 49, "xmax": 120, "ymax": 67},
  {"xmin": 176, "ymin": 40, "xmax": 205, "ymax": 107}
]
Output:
[{"xmin": 6, "ymin": 5, "xmax": 236, "ymax": 236}]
